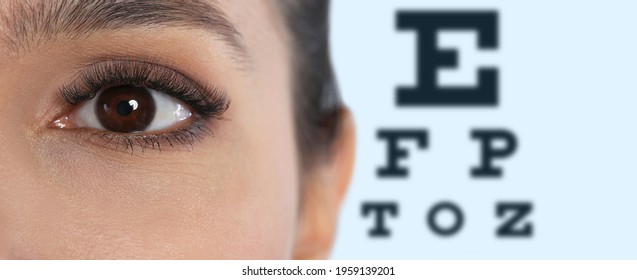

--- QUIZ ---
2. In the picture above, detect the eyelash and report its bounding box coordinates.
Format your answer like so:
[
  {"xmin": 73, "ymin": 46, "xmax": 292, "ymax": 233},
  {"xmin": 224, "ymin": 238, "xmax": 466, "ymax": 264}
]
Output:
[{"xmin": 58, "ymin": 60, "xmax": 230, "ymax": 153}]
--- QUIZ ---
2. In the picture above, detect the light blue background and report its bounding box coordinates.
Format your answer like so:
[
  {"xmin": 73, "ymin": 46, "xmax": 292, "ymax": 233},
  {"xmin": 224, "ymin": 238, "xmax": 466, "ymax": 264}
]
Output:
[{"xmin": 330, "ymin": 0, "xmax": 637, "ymax": 259}]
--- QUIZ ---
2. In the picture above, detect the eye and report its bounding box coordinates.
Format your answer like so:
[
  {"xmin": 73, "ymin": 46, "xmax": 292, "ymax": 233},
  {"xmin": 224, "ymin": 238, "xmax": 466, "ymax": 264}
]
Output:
[
  {"xmin": 51, "ymin": 60, "xmax": 230, "ymax": 153},
  {"xmin": 63, "ymin": 85, "xmax": 193, "ymax": 133}
]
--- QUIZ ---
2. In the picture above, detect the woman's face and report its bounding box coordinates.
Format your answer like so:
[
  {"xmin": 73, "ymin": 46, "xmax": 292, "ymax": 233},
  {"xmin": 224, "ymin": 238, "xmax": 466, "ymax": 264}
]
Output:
[{"xmin": 0, "ymin": 0, "xmax": 353, "ymax": 259}]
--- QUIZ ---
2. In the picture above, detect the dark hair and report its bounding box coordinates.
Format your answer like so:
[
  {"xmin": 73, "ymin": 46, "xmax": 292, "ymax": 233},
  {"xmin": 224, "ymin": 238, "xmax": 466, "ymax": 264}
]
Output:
[{"xmin": 278, "ymin": 0, "xmax": 343, "ymax": 169}]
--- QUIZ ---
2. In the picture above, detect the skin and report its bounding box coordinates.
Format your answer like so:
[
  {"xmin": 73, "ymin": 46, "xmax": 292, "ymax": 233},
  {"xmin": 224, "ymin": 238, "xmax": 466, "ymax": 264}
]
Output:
[{"xmin": 0, "ymin": 0, "xmax": 355, "ymax": 259}]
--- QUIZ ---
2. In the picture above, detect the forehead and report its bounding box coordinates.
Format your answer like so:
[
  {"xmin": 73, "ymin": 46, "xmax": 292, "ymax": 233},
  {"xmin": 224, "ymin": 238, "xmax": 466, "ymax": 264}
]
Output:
[{"xmin": 0, "ymin": 0, "xmax": 287, "ymax": 58}]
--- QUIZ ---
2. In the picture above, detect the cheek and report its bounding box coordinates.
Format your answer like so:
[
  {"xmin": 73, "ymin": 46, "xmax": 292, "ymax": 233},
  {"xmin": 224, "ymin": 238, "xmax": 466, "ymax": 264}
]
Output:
[
  {"xmin": 210, "ymin": 90, "xmax": 300, "ymax": 259},
  {"xmin": 0, "ymin": 100, "xmax": 299, "ymax": 259},
  {"xmin": 0, "ymin": 67, "xmax": 299, "ymax": 259}
]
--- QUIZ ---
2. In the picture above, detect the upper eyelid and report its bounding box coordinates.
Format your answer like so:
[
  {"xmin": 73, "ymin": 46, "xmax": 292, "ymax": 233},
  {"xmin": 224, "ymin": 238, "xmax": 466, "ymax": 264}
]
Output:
[
  {"xmin": 58, "ymin": 59, "xmax": 231, "ymax": 120},
  {"xmin": 61, "ymin": 58, "xmax": 211, "ymax": 102}
]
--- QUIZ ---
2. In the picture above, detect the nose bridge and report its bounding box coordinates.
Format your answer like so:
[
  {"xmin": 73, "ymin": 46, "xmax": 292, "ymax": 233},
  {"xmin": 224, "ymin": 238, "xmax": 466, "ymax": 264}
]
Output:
[
  {"xmin": 0, "ymin": 146, "xmax": 24, "ymax": 259},
  {"xmin": 0, "ymin": 35, "xmax": 58, "ymax": 259},
  {"xmin": 0, "ymin": 194, "xmax": 8, "ymax": 259},
  {"xmin": 0, "ymin": 114, "xmax": 44, "ymax": 259},
  {"xmin": 0, "ymin": 156, "xmax": 18, "ymax": 259},
  {"xmin": 0, "ymin": 126, "xmax": 15, "ymax": 257},
  {"xmin": 0, "ymin": 145, "xmax": 48, "ymax": 260}
]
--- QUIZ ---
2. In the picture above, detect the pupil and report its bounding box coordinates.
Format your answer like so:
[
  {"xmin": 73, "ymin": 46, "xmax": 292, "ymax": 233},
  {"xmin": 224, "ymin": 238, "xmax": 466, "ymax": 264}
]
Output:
[
  {"xmin": 95, "ymin": 85, "xmax": 156, "ymax": 133},
  {"xmin": 116, "ymin": 100, "xmax": 134, "ymax": 116}
]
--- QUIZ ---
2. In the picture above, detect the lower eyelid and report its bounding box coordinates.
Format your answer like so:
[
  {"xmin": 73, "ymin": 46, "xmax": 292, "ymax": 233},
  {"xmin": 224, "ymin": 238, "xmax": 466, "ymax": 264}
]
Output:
[{"xmin": 63, "ymin": 118, "xmax": 215, "ymax": 155}]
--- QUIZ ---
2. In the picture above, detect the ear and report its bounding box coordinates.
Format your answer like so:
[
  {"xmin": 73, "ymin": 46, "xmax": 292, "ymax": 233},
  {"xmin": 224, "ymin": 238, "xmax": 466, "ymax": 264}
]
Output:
[{"xmin": 292, "ymin": 108, "xmax": 356, "ymax": 259}]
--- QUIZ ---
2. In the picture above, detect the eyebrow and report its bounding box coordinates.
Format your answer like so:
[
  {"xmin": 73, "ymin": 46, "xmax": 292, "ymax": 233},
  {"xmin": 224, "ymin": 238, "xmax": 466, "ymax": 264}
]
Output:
[{"xmin": 0, "ymin": 0, "xmax": 248, "ymax": 59}]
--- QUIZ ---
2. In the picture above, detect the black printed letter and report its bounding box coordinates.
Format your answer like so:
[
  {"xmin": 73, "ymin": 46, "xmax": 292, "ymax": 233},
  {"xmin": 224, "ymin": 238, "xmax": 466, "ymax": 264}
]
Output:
[
  {"xmin": 496, "ymin": 202, "xmax": 533, "ymax": 238},
  {"xmin": 397, "ymin": 11, "xmax": 498, "ymax": 106},
  {"xmin": 378, "ymin": 129, "xmax": 428, "ymax": 178},
  {"xmin": 471, "ymin": 129, "xmax": 518, "ymax": 178},
  {"xmin": 427, "ymin": 201, "xmax": 464, "ymax": 237},
  {"xmin": 362, "ymin": 202, "xmax": 399, "ymax": 237}
]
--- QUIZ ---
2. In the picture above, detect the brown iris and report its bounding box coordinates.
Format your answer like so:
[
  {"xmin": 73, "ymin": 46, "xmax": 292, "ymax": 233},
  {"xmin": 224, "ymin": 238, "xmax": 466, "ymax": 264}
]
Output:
[{"xmin": 95, "ymin": 85, "xmax": 156, "ymax": 133}]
